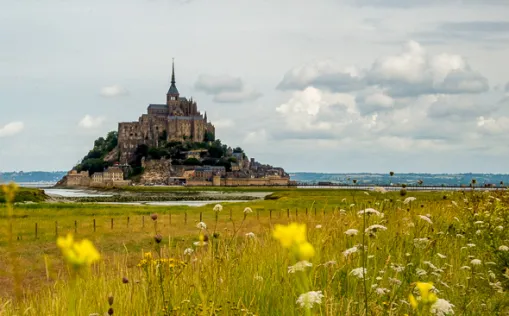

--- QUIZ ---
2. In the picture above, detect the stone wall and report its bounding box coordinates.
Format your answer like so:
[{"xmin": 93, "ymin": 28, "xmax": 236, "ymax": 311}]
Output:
[{"xmin": 140, "ymin": 158, "xmax": 172, "ymax": 185}]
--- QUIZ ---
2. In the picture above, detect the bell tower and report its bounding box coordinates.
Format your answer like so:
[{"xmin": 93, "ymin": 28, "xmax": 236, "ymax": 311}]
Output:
[{"xmin": 166, "ymin": 58, "xmax": 179, "ymax": 104}]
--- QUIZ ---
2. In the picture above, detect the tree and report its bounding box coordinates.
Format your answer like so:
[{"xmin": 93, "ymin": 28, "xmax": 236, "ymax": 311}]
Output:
[
  {"xmin": 183, "ymin": 158, "xmax": 202, "ymax": 166},
  {"xmin": 204, "ymin": 131, "xmax": 215, "ymax": 142}
]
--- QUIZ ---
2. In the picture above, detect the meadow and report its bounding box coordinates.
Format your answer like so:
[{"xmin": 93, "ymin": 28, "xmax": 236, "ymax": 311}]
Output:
[{"xmin": 0, "ymin": 186, "xmax": 508, "ymax": 315}]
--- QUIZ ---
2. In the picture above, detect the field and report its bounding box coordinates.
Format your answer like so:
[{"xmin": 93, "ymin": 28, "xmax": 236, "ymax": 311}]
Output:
[{"xmin": 1, "ymin": 186, "xmax": 509, "ymax": 315}]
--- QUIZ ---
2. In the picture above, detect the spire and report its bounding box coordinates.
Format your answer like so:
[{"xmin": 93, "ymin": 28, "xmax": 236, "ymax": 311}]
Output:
[
  {"xmin": 171, "ymin": 58, "xmax": 175, "ymax": 85},
  {"xmin": 204, "ymin": 111, "xmax": 207, "ymax": 121},
  {"xmin": 167, "ymin": 57, "xmax": 179, "ymax": 97}
]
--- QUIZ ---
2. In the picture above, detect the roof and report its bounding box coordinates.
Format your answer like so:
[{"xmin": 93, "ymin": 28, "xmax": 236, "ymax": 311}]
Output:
[
  {"xmin": 167, "ymin": 84, "xmax": 179, "ymax": 95},
  {"xmin": 148, "ymin": 104, "xmax": 167, "ymax": 110}
]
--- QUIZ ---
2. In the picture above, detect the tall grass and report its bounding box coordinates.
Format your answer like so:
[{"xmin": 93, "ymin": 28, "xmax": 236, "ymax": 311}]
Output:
[{"xmin": 1, "ymin": 188, "xmax": 509, "ymax": 315}]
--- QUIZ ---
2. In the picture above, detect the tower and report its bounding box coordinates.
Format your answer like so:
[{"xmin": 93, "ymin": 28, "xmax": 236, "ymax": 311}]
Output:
[{"xmin": 166, "ymin": 58, "xmax": 179, "ymax": 104}]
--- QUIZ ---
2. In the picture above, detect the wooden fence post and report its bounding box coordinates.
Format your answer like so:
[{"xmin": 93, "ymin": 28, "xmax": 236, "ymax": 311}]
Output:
[
  {"xmin": 257, "ymin": 209, "xmax": 260, "ymax": 221},
  {"xmin": 185, "ymin": 212, "xmax": 187, "ymax": 224},
  {"xmin": 111, "ymin": 218, "xmax": 114, "ymax": 230},
  {"xmin": 287, "ymin": 208, "xmax": 290, "ymax": 218},
  {"xmin": 200, "ymin": 212, "xmax": 203, "ymax": 222},
  {"xmin": 35, "ymin": 223, "xmax": 38, "ymax": 239},
  {"xmin": 127, "ymin": 216, "xmax": 130, "ymax": 228},
  {"xmin": 314, "ymin": 208, "xmax": 317, "ymax": 216},
  {"xmin": 270, "ymin": 209, "xmax": 272, "ymax": 220},
  {"xmin": 74, "ymin": 220, "xmax": 77, "ymax": 234},
  {"xmin": 169, "ymin": 213, "xmax": 172, "ymax": 225},
  {"xmin": 229, "ymin": 209, "xmax": 232, "ymax": 221},
  {"xmin": 93, "ymin": 218, "xmax": 96, "ymax": 232},
  {"xmin": 142, "ymin": 216, "xmax": 145, "ymax": 228},
  {"xmin": 295, "ymin": 208, "xmax": 298, "ymax": 218},
  {"xmin": 306, "ymin": 208, "xmax": 308, "ymax": 216},
  {"xmin": 55, "ymin": 221, "xmax": 58, "ymax": 237}
]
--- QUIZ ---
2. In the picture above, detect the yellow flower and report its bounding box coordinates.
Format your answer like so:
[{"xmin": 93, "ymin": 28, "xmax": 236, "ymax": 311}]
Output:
[
  {"xmin": 409, "ymin": 282, "xmax": 438, "ymax": 309},
  {"xmin": 144, "ymin": 252, "xmax": 153, "ymax": 260},
  {"xmin": 1, "ymin": 182, "xmax": 19, "ymax": 204},
  {"xmin": 298, "ymin": 242, "xmax": 315, "ymax": 260},
  {"xmin": 57, "ymin": 234, "xmax": 100, "ymax": 268},
  {"xmin": 273, "ymin": 223, "xmax": 307, "ymax": 248},
  {"xmin": 415, "ymin": 282, "xmax": 437, "ymax": 304}
]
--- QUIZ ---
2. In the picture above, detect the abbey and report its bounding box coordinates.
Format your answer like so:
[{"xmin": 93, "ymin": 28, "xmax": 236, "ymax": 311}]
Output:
[{"xmin": 118, "ymin": 61, "xmax": 215, "ymax": 163}]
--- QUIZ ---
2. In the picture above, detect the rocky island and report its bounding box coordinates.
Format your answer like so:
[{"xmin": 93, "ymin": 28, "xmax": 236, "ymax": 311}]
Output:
[{"xmin": 58, "ymin": 61, "xmax": 291, "ymax": 188}]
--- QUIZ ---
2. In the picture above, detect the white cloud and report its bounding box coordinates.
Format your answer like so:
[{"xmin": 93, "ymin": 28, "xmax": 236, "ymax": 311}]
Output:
[
  {"xmin": 213, "ymin": 119, "xmax": 235, "ymax": 128},
  {"xmin": 0, "ymin": 122, "xmax": 24, "ymax": 138},
  {"xmin": 78, "ymin": 115, "xmax": 105, "ymax": 129},
  {"xmin": 100, "ymin": 84, "xmax": 128, "ymax": 97},
  {"xmin": 243, "ymin": 129, "xmax": 268, "ymax": 144},
  {"xmin": 476, "ymin": 116, "xmax": 509, "ymax": 135},
  {"xmin": 195, "ymin": 74, "xmax": 261, "ymax": 103}
]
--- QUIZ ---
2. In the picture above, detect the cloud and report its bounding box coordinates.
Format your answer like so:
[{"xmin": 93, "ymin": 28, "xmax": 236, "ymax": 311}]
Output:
[
  {"xmin": 100, "ymin": 84, "xmax": 128, "ymax": 98},
  {"xmin": 476, "ymin": 116, "xmax": 509, "ymax": 135},
  {"xmin": 356, "ymin": 91, "xmax": 395, "ymax": 115},
  {"xmin": 279, "ymin": 41, "xmax": 489, "ymax": 98},
  {"xmin": 0, "ymin": 121, "xmax": 24, "ymax": 138},
  {"xmin": 277, "ymin": 60, "xmax": 364, "ymax": 92},
  {"xmin": 213, "ymin": 119, "xmax": 235, "ymax": 128},
  {"xmin": 78, "ymin": 115, "xmax": 105, "ymax": 129},
  {"xmin": 505, "ymin": 82, "xmax": 509, "ymax": 92},
  {"xmin": 195, "ymin": 74, "xmax": 261, "ymax": 103},
  {"xmin": 414, "ymin": 21, "xmax": 509, "ymax": 45},
  {"xmin": 351, "ymin": 0, "xmax": 508, "ymax": 8}
]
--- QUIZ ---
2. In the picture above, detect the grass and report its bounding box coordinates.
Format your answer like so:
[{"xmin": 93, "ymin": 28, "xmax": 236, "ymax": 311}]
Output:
[
  {"xmin": 1, "ymin": 188, "xmax": 509, "ymax": 315},
  {"xmin": 0, "ymin": 185, "xmax": 47, "ymax": 203}
]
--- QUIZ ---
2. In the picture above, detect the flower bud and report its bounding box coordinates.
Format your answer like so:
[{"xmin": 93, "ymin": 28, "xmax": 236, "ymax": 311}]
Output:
[
  {"xmin": 108, "ymin": 307, "xmax": 114, "ymax": 315},
  {"xmin": 150, "ymin": 213, "xmax": 158, "ymax": 221},
  {"xmin": 122, "ymin": 277, "xmax": 129, "ymax": 284},
  {"xmin": 154, "ymin": 234, "xmax": 163, "ymax": 244},
  {"xmin": 108, "ymin": 294, "xmax": 114, "ymax": 306}
]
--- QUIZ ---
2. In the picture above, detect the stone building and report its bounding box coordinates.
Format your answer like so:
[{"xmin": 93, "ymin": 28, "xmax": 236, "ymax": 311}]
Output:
[{"xmin": 118, "ymin": 60, "xmax": 215, "ymax": 163}]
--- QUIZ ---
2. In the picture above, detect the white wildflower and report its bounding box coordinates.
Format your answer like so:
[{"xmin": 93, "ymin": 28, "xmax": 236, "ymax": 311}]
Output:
[
  {"xmin": 315, "ymin": 224, "xmax": 322, "ymax": 229},
  {"xmin": 416, "ymin": 268, "xmax": 427, "ymax": 276},
  {"xmin": 339, "ymin": 209, "xmax": 346, "ymax": 215},
  {"xmin": 349, "ymin": 203, "xmax": 355, "ymax": 208},
  {"xmin": 451, "ymin": 201, "xmax": 458, "ymax": 207},
  {"xmin": 243, "ymin": 207, "xmax": 253, "ymax": 214},
  {"xmin": 456, "ymin": 234, "xmax": 464, "ymax": 238},
  {"xmin": 196, "ymin": 222, "xmax": 207, "ymax": 230},
  {"xmin": 431, "ymin": 298, "xmax": 455, "ymax": 316},
  {"xmin": 389, "ymin": 277, "xmax": 402, "ymax": 285},
  {"xmin": 322, "ymin": 260, "xmax": 337, "ymax": 267},
  {"xmin": 418, "ymin": 215, "xmax": 433, "ymax": 225},
  {"xmin": 476, "ymin": 230, "xmax": 482, "ymax": 235},
  {"xmin": 358, "ymin": 208, "xmax": 382, "ymax": 217},
  {"xmin": 296, "ymin": 291, "xmax": 324, "ymax": 309},
  {"xmin": 474, "ymin": 221, "xmax": 484, "ymax": 225},
  {"xmin": 364, "ymin": 191, "xmax": 370, "ymax": 196},
  {"xmin": 390, "ymin": 264, "xmax": 405, "ymax": 273},
  {"xmin": 288, "ymin": 261, "xmax": 313, "ymax": 273},
  {"xmin": 376, "ymin": 276, "xmax": 383, "ymax": 281},
  {"xmin": 414, "ymin": 238, "xmax": 430, "ymax": 249},
  {"xmin": 213, "ymin": 204, "xmax": 223, "ymax": 212},
  {"xmin": 424, "ymin": 261, "xmax": 439, "ymax": 270},
  {"xmin": 460, "ymin": 266, "xmax": 471, "ymax": 270},
  {"xmin": 403, "ymin": 197, "xmax": 417, "ymax": 204},
  {"xmin": 254, "ymin": 275, "xmax": 263, "ymax": 281},
  {"xmin": 245, "ymin": 232, "xmax": 256, "ymax": 238},
  {"xmin": 373, "ymin": 186, "xmax": 387, "ymax": 194},
  {"xmin": 193, "ymin": 241, "xmax": 207, "ymax": 247},
  {"xmin": 375, "ymin": 288, "xmax": 390, "ymax": 295},
  {"xmin": 470, "ymin": 259, "xmax": 482, "ymax": 266},
  {"xmin": 498, "ymin": 245, "xmax": 509, "ymax": 251},
  {"xmin": 467, "ymin": 243, "xmax": 476, "ymax": 248},
  {"xmin": 495, "ymin": 226, "xmax": 503, "ymax": 231},
  {"xmin": 345, "ymin": 229, "xmax": 359, "ymax": 236},
  {"xmin": 343, "ymin": 246, "xmax": 358, "ymax": 258},
  {"xmin": 350, "ymin": 267, "xmax": 367, "ymax": 279},
  {"xmin": 437, "ymin": 253, "xmax": 447, "ymax": 259},
  {"xmin": 183, "ymin": 248, "xmax": 194, "ymax": 255},
  {"xmin": 365, "ymin": 224, "xmax": 388, "ymax": 233}
]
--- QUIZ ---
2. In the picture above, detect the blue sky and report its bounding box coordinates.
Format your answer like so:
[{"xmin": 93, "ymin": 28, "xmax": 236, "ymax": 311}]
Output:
[{"xmin": 1, "ymin": 0, "xmax": 509, "ymax": 173}]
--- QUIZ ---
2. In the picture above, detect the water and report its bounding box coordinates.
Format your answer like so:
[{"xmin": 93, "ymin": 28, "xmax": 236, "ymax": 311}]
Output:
[
  {"xmin": 44, "ymin": 188, "xmax": 113, "ymax": 197},
  {"xmin": 97, "ymin": 200, "xmax": 251, "ymax": 207}
]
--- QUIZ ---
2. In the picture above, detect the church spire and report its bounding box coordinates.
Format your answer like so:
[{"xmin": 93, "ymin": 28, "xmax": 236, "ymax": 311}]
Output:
[
  {"xmin": 171, "ymin": 58, "xmax": 176, "ymax": 85},
  {"xmin": 167, "ymin": 58, "xmax": 179, "ymax": 98}
]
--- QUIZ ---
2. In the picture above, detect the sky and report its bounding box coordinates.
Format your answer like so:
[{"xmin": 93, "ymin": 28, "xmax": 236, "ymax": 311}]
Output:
[{"xmin": 1, "ymin": 0, "xmax": 509, "ymax": 173}]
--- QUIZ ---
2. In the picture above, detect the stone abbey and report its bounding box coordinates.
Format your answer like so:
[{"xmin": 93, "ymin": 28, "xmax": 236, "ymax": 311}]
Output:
[{"xmin": 118, "ymin": 61, "xmax": 215, "ymax": 163}]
